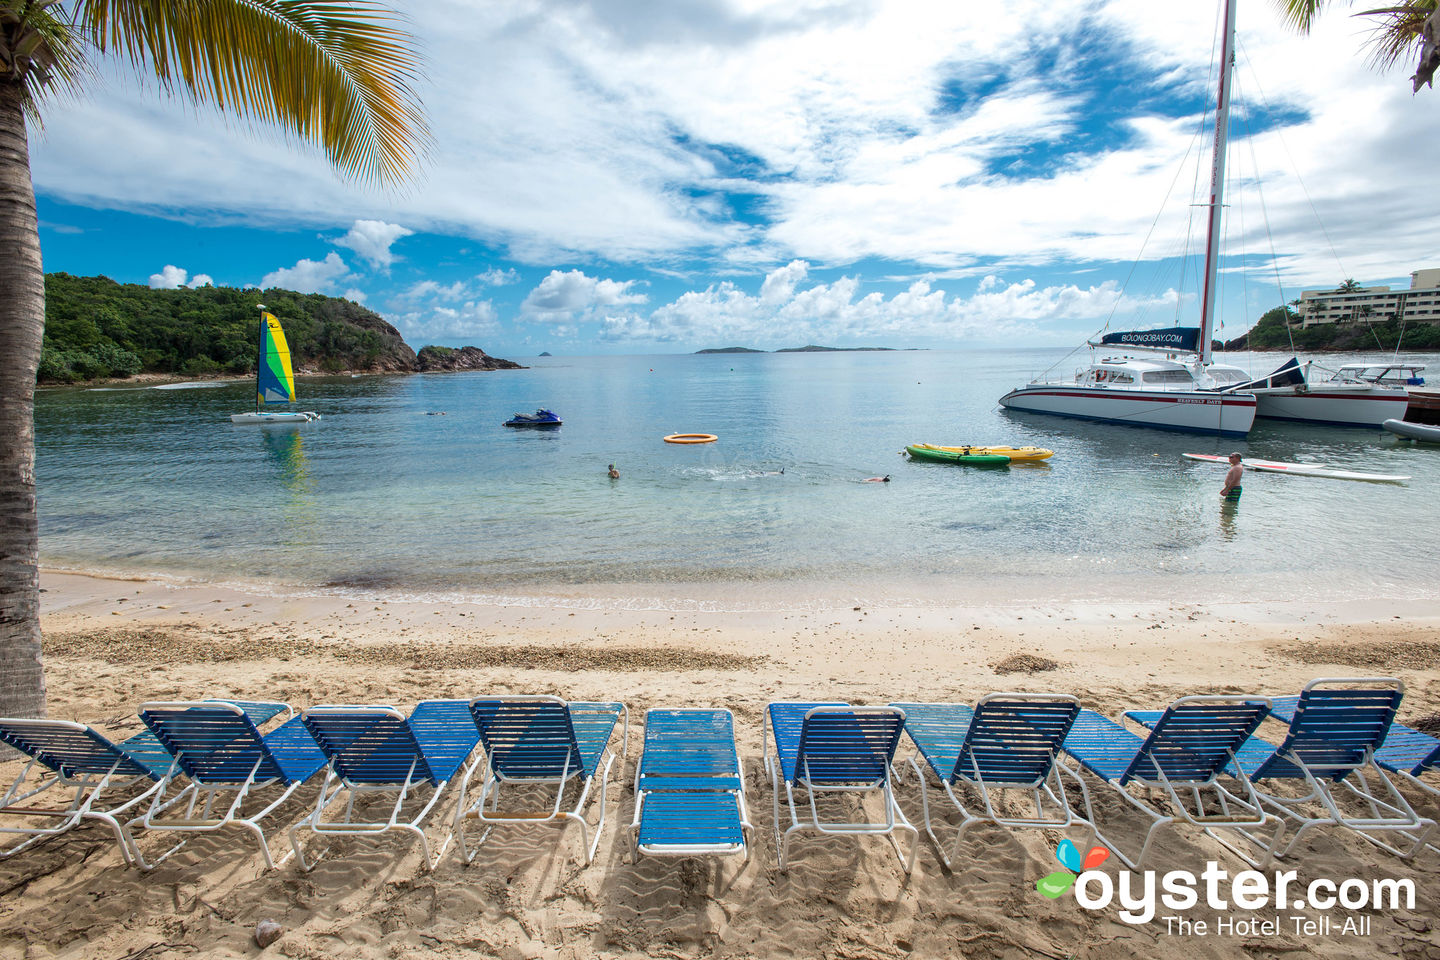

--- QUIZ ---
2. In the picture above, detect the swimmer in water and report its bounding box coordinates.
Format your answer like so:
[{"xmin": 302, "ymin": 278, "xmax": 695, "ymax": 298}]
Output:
[
  {"xmin": 607, "ymin": 463, "xmax": 620, "ymax": 479},
  {"xmin": 862, "ymin": 475, "xmax": 891, "ymax": 483}
]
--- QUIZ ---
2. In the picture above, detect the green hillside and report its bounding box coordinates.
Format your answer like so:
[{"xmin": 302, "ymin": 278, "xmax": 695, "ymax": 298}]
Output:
[
  {"xmin": 40, "ymin": 273, "xmax": 418, "ymax": 383},
  {"xmin": 1226, "ymin": 305, "xmax": 1440, "ymax": 351}
]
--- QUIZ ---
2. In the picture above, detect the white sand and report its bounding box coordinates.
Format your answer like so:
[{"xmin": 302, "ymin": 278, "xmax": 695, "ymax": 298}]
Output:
[{"xmin": 1, "ymin": 570, "xmax": 1437, "ymax": 959}]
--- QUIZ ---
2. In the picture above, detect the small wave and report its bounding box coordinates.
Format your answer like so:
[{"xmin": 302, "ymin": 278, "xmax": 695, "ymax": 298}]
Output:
[{"xmin": 150, "ymin": 381, "xmax": 233, "ymax": 391}]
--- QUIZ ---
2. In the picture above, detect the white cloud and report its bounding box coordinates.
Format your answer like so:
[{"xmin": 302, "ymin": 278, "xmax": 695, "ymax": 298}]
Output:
[
  {"xmin": 477, "ymin": 267, "xmax": 519, "ymax": 286},
  {"xmin": 148, "ymin": 265, "xmax": 213, "ymax": 289},
  {"xmin": 260, "ymin": 252, "xmax": 350, "ymax": 293},
  {"xmin": 402, "ymin": 279, "xmax": 471, "ymax": 301},
  {"xmin": 342, "ymin": 288, "xmax": 368, "ymax": 304},
  {"xmin": 601, "ymin": 260, "xmax": 1172, "ymax": 345},
  {"xmin": 520, "ymin": 269, "xmax": 647, "ymax": 323},
  {"xmin": 25, "ymin": 1, "xmax": 1440, "ymax": 306},
  {"xmin": 394, "ymin": 300, "xmax": 501, "ymax": 341},
  {"xmin": 333, "ymin": 220, "xmax": 414, "ymax": 270}
]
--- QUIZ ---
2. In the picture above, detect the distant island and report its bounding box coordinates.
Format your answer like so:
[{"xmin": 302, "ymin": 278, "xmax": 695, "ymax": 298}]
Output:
[
  {"xmin": 695, "ymin": 344, "xmax": 909, "ymax": 354},
  {"xmin": 39, "ymin": 273, "xmax": 522, "ymax": 384},
  {"xmin": 538, "ymin": 351, "xmax": 552, "ymax": 357}
]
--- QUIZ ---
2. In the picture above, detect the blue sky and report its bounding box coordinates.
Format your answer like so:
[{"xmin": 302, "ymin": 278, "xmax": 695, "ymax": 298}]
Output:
[{"xmin": 29, "ymin": 0, "xmax": 1440, "ymax": 357}]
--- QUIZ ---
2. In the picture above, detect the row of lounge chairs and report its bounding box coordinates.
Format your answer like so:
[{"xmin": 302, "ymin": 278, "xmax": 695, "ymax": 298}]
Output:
[{"xmin": 1, "ymin": 679, "xmax": 1436, "ymax": 875}]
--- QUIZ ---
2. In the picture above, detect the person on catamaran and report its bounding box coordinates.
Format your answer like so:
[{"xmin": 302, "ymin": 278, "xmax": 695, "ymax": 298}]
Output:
[{"xmin": 1220, "ymin": 453, "xmax": 1243, "ymax": 502}]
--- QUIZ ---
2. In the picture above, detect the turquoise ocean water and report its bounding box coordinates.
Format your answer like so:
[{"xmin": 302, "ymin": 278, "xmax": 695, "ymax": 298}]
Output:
[{"xmin": 34, "ymin": 349, "xmax": 1440, "ymax": 609}]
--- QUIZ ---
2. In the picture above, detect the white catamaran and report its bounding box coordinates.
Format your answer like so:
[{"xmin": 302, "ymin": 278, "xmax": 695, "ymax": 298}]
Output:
[
  {"xmin": 999, "ymin": 0, "xmax": 1256, "ymax": 438},
  {"xmin": 229, "ymin": 305, "xmax": 321, "ymax": 424}
]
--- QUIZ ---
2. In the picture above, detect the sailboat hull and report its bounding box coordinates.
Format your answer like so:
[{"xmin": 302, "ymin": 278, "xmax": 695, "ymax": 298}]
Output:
[
  {"xmin": 229, "ymin": 411, "xmax": 320, "ymax": 424},
  {"xmin": 1251, "ymin": 387, "xmax": 1410, "ymax": 428},
  {"xmin": 999, "ymin": 385, "xmax": 1255, "ymax": 436}
]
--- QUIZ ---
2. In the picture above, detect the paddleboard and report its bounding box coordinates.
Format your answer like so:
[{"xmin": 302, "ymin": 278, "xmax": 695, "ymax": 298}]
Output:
[{"xmin": 1182, "ymin": 453, "xmax": 1409, "ymax": 483}]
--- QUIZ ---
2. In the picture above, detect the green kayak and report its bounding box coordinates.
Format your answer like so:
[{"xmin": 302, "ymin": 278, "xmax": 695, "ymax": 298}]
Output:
[{"xmin": 905, "ymin": 445, "xmax": 1010, "ymax": 465}]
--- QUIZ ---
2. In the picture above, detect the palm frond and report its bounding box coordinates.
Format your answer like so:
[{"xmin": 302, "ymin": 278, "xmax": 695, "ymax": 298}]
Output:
[
  {"xmin": 1, "ymin": 0, "xmax": 91, "ymax": 122},
  {"xmin": 78, "ymin": 0, "xmax": 430, "ymax": 185},
  {"xmin": 1274, "ymin": 0, "xmax": 1341, "ymax": 33}
]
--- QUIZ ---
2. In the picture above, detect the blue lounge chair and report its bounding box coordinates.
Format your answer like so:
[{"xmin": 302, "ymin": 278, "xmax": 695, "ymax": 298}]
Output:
[
  {"xmin": 1062, "ymin": 695, "xmax": 1278, "ymax": 868},
  {"xmin": 1267, "ymin": 695, "xmax": 1440, "ymax": 798},
  {"xmin": 891, "ymin": 695, "xmax": 1084, "ymax": 870},
  {"xmin": 138, "ymin": 700, "xmax": 327, "ymax": 869},
  {"xmin": 1128, "ymin": 678, "xmax": 1436, "ymax": 862},
  {"xmin": 629, "ymin": 709, "xmax": 752, "ymax": 861},
  {"xmin": 0, "ymin": 718, "xmax": 175, "ymax": 865},
  {"xmin": 292, "ymin": 701, "xmax": 481, "ymax": 871},
  {"xmin": 456, "ymin": 696, "xmax": 628, "ymax": 864},
  {"xmin": 763, "ymin": 702, "xmax": 916, "ymax": 873}
]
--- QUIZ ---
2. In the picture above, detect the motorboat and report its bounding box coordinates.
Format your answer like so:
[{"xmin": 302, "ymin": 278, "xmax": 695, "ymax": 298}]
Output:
[
  {"xmin": 998, "ymin": 0, "xmax": 1255, "ymax": 438},
  {"xmin": 1225, "ymin": 358, "xmax": 1411, "ymax": 428},
  {"xmin": 504, "ymin": 409, "xmax": 562, "ymax": 427},
  {"xmin": 1333, "ymin": 363, "xmax": 1425, "ymax": 388}
]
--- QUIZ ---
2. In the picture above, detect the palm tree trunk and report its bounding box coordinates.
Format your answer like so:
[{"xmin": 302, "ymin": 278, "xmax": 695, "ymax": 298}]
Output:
[{"xmin": 0, "ymin": 78, "xmax": 48, "ymax": 719}]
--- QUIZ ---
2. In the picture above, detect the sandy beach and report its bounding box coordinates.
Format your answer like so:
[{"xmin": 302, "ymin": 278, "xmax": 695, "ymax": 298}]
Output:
[{"xmin": 2, "ymin": 570, "xmax": 1438, "ymax": 959}]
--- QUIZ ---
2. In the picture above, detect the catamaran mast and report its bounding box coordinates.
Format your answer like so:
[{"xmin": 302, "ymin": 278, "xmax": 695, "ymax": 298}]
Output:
[{"xmin": 1199, "ymin": 0, "xmax": 1237, "ymax": 366}]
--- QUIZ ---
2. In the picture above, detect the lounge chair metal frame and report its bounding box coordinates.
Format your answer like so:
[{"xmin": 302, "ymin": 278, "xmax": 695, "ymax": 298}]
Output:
[
  {"xmin": 1134, "ymin": 678, "xmax": 1436, "ymax": 865},
  {"xmin": 137, "ymin": 700, "xmax": 325, "ymax": 870},
  {"xmin": 455, "ymin": 695, "xmax": 628, "ymax": 864},
  {"xmin": 628, "ymin": 708, "xmax": 754, "ymax": 861},
  {"xmin": 1266, "ymin": 688, "xmax": 1440, "ymax": 857},
  {"xmin": 763, "ymin": 702, "xmax": 917, "ymax": 873},
  {"xmin": 891, "ymin": 695, "xmax": 1086, "ymax": 870},
  {"xmin": 290, "ymin": 701, "xmax": 481, "ymax": 872},
  {"xmin": 1063, "ymin": 695, "xmax": 1282, "ymax": 869},
  {"xmin": 0, "ymin": 719, "xmax": 172, "ymax": 865}
]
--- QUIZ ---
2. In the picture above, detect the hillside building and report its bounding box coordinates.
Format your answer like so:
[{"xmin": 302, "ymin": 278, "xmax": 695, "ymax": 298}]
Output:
[{"xmin": 1295, "ymin": 268, "xmax": 1440, "ymax": 327}]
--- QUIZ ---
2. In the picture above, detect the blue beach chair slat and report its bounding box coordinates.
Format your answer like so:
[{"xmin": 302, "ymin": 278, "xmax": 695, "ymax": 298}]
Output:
[
  {"xmin": 637, "ymin": 793, "xmax": 746, "ymax": 847},
  {"xmin": 631, "ymin": 708, "xmax": 749, "ymax": 859},
  {"xmin": 134, "ymin": 700, "xmax": 321, "ymax": 870},
  {"xmin": 301, "ymin": 710, "xmax": 437, "ymax": 784},
  {"xmin": 470, "ymin": 699, "xmax": 586, "ymax": 778},
  {"xmin": 457, "ymin": 696, "xmax": 627, "ymax": 864},
  {"xmin": 0, "ymin": 721, "xmax": 159, "ymax": 781},
  {"xmin": 1269, "ymin": 695, "xmax": 1440, "ymax": 777},
  {"xmin": 292, "ymin": 702, "xmax": 482, "ymax": 872},
  {"xmin": 1117, "ymin": 680, "xmax": 1433, "ymax": 865},
  {"xmin": 764, "ymin": 702, "xmax": 916, "ymax": 873},
  {"xmin": 891, "ymin": 695, "xmax": 1082, "ymax": 871},
  {"xmin": 140, "ymin": 704, "xmax": 289, "ymax": 783},
  {"xmin": 407, "ymin": 700, "xmax": 483, "ymax": 782}
]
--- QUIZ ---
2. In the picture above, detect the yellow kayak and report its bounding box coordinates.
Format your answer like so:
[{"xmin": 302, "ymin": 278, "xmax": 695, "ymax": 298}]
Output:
[{"xmin": 914, "ymin": 443, "xmax": 1054, "ymax": 462}]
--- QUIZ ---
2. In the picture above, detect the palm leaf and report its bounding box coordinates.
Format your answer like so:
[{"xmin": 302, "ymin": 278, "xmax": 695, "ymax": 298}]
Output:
[{"xmin": 77, "ymin": 0, "xmax": 429, "ymax": 185}]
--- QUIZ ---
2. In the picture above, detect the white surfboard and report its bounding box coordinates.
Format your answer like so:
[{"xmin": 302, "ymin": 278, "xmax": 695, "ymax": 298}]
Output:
[{"xmin": 1182, "ymin": 453, "xmax": 1409, "ymax": 483}]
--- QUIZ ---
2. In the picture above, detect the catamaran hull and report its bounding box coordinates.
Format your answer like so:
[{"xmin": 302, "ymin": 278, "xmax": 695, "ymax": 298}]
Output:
[
  {"xmin": 1251, "ymin": 388, "xmax": 1410, "ymax": 428},
  {"xmin": 998, "ymin": 386, "xmax": 1255, "ymax": 436},
  {"xmin": 229, "ymin": 411, "xmax": 320, "ymax": 424}
]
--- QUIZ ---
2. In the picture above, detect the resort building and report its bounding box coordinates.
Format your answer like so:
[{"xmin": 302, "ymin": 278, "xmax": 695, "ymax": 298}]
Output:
[{"xmin": 1295, "ymin": 268, "xmax": 1440, "ymax": 327}]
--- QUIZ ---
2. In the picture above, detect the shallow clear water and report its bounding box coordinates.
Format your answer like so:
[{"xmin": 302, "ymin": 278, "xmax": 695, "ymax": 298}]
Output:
[{"xmin": 34, "ymin": 348, "xmax": 1440, "ymax": 607}]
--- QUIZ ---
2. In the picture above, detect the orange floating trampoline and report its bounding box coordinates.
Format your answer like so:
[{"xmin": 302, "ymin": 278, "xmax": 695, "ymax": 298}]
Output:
[{"xmin": 664, "ymin": 433, "xmax": 718, "ymax": 444}]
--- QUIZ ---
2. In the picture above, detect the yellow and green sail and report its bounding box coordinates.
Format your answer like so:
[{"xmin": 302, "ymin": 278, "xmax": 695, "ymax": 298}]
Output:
[{"xmin": 256, "ymin": 312, "xmax": 297, "ymax": 405}]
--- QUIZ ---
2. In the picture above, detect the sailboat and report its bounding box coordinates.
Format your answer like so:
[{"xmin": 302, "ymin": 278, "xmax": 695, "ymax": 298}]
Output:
[
  {"xmin": 229, "ymin": 305, "xmax": 321, "ymax": 424},
  {"xmin": 998, "ymin": 0, "xmax": 1256, "ymax": 438}
]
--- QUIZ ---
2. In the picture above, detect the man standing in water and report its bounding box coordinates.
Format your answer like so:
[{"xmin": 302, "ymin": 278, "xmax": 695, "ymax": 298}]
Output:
[
  {"xmin": 1220, "ymin": 452, "xmax": 1243, "ymax": 501},
  {"xmin": 608, "ymin": 463, "xmax": 620, "ymax": 479}
]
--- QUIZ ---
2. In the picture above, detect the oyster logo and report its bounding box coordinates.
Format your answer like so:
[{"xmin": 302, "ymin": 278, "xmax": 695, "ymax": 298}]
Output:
[{"xmin": 1037, "ymin": 839, "xmax": 1110, "ymax": 899}]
